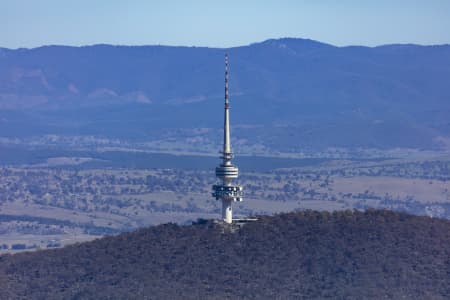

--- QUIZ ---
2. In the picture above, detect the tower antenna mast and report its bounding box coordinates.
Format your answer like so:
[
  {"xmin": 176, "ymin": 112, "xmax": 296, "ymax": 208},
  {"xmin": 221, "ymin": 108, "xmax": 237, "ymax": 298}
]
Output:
[{"xmin": 212, "ymin": 54, "xmax": 243, "ymax": 224}]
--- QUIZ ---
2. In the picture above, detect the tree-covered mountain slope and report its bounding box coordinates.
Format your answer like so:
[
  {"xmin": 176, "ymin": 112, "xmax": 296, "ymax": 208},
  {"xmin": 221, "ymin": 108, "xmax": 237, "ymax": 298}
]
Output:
[{"xmin": 1, "ymin": 209, "xmax": 449, "ymax": 299}]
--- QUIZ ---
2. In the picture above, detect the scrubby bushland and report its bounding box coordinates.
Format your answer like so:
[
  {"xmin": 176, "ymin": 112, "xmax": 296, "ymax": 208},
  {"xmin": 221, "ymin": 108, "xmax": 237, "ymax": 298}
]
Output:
[{"xmin": 1, "ymin": 209, "xmax": 450, "ymax": 299}]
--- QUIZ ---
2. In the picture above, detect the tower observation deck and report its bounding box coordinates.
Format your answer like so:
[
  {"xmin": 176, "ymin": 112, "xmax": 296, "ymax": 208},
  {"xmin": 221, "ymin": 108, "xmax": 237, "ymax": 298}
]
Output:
[{"xmin": 212, "ymin": 54, "xmax": 243, "ymax": 224}]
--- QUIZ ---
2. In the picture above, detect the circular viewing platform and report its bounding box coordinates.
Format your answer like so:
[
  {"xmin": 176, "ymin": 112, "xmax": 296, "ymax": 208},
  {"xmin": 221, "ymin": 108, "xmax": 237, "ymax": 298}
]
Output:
[
  {"xmin": 212, "ymin": 184, "xmax": 243, "ymax": 201},
  {"xmin": 215, "ymin": 164, "xmax": 239, "ymax": 179}
]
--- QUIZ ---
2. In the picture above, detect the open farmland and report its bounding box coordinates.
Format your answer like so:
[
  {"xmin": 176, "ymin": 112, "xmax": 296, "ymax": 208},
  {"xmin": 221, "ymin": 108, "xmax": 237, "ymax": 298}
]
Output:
[{"xmin": 1, "ymin": 154, "xmax": 449, "ymax": 252}]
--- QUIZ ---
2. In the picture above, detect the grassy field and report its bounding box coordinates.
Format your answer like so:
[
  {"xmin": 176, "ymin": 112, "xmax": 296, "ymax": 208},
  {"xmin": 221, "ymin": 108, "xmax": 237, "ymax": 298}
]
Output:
[{"xmin": 333, "ymin": 176, "xmax": 450, "ymax": 203}]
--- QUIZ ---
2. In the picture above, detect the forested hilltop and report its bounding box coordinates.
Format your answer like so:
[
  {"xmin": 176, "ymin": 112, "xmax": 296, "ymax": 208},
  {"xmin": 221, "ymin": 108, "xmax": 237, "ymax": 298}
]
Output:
[{"xmin": 1, "ymin": 209, "xmax": 449, "ymax": 299}]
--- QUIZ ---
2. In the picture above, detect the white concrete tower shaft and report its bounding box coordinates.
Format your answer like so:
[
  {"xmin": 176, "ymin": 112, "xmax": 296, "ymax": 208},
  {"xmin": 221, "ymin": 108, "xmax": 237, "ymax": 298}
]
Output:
[
  {"xmin": 212, "ymin": 53, "xmax": 243, "ymax": 224},
  {"xmin": 222, "ymin": 54, "xmax": 232, "ymax": 223}
]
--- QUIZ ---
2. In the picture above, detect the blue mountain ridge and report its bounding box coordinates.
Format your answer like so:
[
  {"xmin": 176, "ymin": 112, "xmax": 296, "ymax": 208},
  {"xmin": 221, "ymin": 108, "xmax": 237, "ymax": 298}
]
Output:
[{"xmin": 0, "ymin": 38, "xmax": 449, "ymax": 150}]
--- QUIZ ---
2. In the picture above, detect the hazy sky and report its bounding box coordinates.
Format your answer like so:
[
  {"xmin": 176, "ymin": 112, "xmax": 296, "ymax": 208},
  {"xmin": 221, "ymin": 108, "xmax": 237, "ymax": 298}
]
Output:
[{"xmin": 2, "ymin": 0, "xmax": 450, "ymax": 49}]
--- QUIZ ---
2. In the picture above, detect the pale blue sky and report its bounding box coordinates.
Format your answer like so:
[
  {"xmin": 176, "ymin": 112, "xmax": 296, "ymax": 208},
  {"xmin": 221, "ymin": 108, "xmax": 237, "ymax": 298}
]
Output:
[{"xmin": 1, "ymin": 0, "xmax": 450, "ymax": 49}]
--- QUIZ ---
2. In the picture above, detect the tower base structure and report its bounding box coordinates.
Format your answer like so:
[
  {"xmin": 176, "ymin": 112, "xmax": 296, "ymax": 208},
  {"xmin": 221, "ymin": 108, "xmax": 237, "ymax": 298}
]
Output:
[
  {"xmin": 222, "ymin": 199, "xmax": 232, "ymax": 224},
  {"xmin": 212, "ymin": 183, "xmax": 243, "ymax": 224}
]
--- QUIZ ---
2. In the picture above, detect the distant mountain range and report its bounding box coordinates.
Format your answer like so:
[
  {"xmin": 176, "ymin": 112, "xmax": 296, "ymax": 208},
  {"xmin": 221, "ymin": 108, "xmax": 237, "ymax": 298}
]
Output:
[
  {"xmin": 1, "ymin": 210, "xmax": 450, "ymax": 299},
  {"xmin": 1, "ymin": 38, "xmax": 449, "ymax": 151}
]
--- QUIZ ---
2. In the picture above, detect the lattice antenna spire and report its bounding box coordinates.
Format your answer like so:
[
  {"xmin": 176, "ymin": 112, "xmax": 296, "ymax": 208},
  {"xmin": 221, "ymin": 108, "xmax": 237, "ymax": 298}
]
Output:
[
  {"xmin": 223, "ymin": 53, "xmax": 231, "ymax": 158},
  {"xmin": 225, "ymin": 53, "xmax": 229, "ymax": 104}
]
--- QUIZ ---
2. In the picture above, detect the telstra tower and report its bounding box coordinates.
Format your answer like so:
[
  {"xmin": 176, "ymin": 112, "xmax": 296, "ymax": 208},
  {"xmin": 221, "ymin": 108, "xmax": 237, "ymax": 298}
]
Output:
[{"xmin": 212, "ymin": 54, "xmax": 244, "ymax": 224}]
